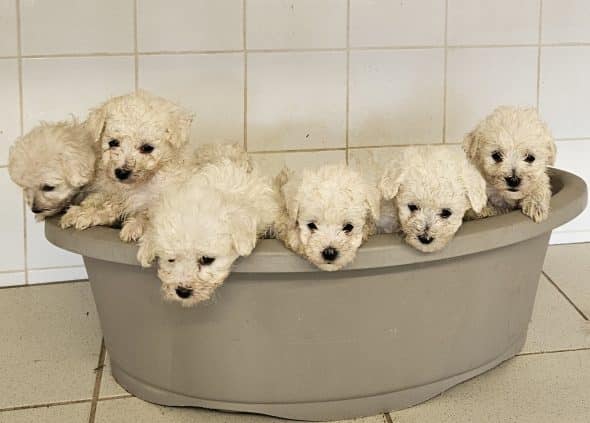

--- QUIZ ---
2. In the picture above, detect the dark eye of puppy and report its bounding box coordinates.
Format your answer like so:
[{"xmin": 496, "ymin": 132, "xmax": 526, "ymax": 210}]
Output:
[
  {"xmin": 108, "ymin": 139, "xmax": 119, "ymax": 148},
  {"xmin": 167, "ymin": 259, "xmax": 175, "ymax": 263},
  {"xmin": 408, "ymin": 204, "xmax": 419, "ymax": 212},
  {"xmin": 307, "ymin": 222, "xmax": 318, "ymax": 231},
  {"xmin": 139, "ymin": 144, "xmax": 154, "ymax": 154},
  {"xmin": 440, "ymin": 208, "xmax": 452, "ymax": 219},
  {"xmin": 524, "ymin": 154, "xmax": 535, "ymax": 163},
  {"xmin": 199, "ymin": 256, "xmax": 215, "ymax": 265},
  {"xmin": 41, "ymin": 184, "xmax": 55, "ymax": 192},
  {"xmin": 491, "ymin": 151, "xmax": 503, "ymax": 163},
  {"xmin": 343, "ymin": 223, "xmax": 354, "ymax": 233}
]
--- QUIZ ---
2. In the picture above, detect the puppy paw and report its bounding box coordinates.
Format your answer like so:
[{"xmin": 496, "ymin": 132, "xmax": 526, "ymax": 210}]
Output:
[
  {"xmin": 60, "ymin": 207, "xmax": 89, "ymax": 230},
  {"xmin": 521, "ymin": 198, "xmax": 549, "ymax": 223},
  {"xmin": 120, "ymin": 220, "xmax": 145, "ymax": 242}
]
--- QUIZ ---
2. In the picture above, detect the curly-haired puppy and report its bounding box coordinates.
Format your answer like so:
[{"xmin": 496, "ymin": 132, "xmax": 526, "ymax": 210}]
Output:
[
  {"xmin": 8, "ymin": 120, "xmax": 96, "ymax": 220},
  {"xmin": 463, "ymin": 106, "xmax": 556, "ymax": 222},
  {"xmin": 379, "ymin": 146, "xmax": 487, "ymax": 253},
  {"xmin": 275, "ymin": 164, "xmax": 380, "ymax": 271},
  {"xmin": 60, "ymin": 90, "xmax": 194, "ymax": 242},
  {"xmin": 137, "ymin": 160, "xmax": 278, "ymax": 307}
]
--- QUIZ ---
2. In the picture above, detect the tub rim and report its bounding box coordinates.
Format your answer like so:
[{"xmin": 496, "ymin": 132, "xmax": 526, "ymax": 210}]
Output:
[{"xmin": 45, "ymin": 168, "xmax": 587, "ymax": 273}]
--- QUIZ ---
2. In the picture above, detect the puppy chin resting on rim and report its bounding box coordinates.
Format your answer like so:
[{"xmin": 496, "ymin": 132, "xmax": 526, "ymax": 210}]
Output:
[
  {"xmin": 274, "ymin": 164, "xmax": 381, "ymax": 271},
  {"xmin": 463, "ymin": 106, "xmax": 556, "ymax": 223}
]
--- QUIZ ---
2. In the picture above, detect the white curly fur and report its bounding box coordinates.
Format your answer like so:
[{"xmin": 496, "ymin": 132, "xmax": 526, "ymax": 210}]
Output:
[
  {"xmin": 137, "ymin": 159, "xmax": 278, "ymax": 307},
  {"xmin": 379, "ymin": 145, "xmax": 487, "ymax": 253},
  {"xmin": 8, "ymin": 119, "xmax": 96, "ymax": 221},
  {"xmin": 463, "ymin": 106, "xmax": 556, "ymax": 223},
  {"xmin": 274, "ymin": 164, "xmax": 380, "ymax": 271}
]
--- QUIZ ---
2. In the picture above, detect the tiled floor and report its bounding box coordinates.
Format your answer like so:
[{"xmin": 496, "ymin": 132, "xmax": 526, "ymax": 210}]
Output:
[{"xmin": 0, "ymin": 243, "xmax": 588, "ymax": 423}]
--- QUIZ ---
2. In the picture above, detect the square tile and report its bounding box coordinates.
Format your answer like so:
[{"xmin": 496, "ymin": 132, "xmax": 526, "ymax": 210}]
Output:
[
  {"xmin": 28, "ymin": 266, "xmax": 88, "ymax": 284},
  {"xmin": 542, "ymin": 0, "xmax": 590, "ymax": 43},
  {"xmin": 247, "ymin": 51, "xmax": 346, "ymax": 151},
  {"xmin": 0, "ymin": 402, "xmax": 91, "ymax": 423},
  {"xmin": 22, "ymin": 56, "xmax": 134, "ymax": 130},
  {"xmin": 20, "ymin": 0, "xmax": 134, "ymax": 55},
  {"xmin": 250, "ymin": 150, "xmax": 346, "ymax": 179},
  {"xmin": 521, "ymin": 275, "xmax": 590, "ymax": 354},
  {"xmin": 389, "ymin": 350, "xmax": 590, "ymax": 422},
  {"xmin": 247, "ymin": 0, "xmax": 346, "ymax": 50},
  {"xmin": 348, "ymin": 146, "xmax": 405, "ymax": 171},
  {"xmin": 138, "ymin": 53, "xmax": 244, "ymax": 145},
  {"xmin": 0, "ymin": 0, "xmax": 17, "ymax": 56},
  {"xmin": 350, "ymin": 0, "xmax": 445, "ymax": 48},
  {"xmin": 0, "ymin": 271, "xmax": 26, "ymax": 287},
  {"xmin": 0, "ymin": 169, "xmax": 24, "ymax": 273},
  {"xmin": 447, "ymin": 0, "xmax": 540, "ymax": 45},
  {"xmin": 544, "ymin": 243, "xmax": 590, "ymax": 318},
  {"xmin": 446, "ymin": 47, "xmax": 537, "ymax": 142},
  {"xmin": 26, "ymin": 215, "xmax": 84, "ymax": 269},
  {"xmin": 0, "ymin": 282, "xmax": 101, "ymax": 408},
  {"xmin": 138, "ymin": 0, "xmax": 243, "ymax": 52},
  {"xmin": 349, "ymin": 49, "xmax": 444, "ymax": 146},
  {"xmin": 539, "ymin": 46, "xmax": 590, "ymax": 139},
  {"xmin": 0, "ymin": 59, "xmax": 20, "ymax": 166}
]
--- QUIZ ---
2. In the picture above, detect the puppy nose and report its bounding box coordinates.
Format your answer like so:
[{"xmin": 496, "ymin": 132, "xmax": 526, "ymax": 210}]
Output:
[
  {"xmin": 321, "ymin": 247, "xmax": 339, "ymax": 262},
  {"xmin": 114, "ymin": 168, "xmax": 131, "ymax": 180},
  {"xmin": 505, "ymin": 176, "xmax": 521, "ymax": 188},
  {"xmin": 31, "ymin": 205, "xmax": 43, "ymax": 214},
  {"xmin": 418, "ymin": 234, "xmax": 434, "ymax": 245},
  {"xmin": 175, "ymin": 286, "xmax": 193, "ymax": 299}
]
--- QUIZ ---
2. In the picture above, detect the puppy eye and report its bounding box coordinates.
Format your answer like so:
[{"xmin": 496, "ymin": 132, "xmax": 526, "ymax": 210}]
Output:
[
  {"xmin": 342, "ymin": 223, "xmax": 354, "ymax": 233},
  {"xmin": 139, "ymin": 144, "xmax": 154, "ymax": 154},
  {"xmin": 408, "ymin": 204, "xmax": 419, "ymax": 212},
  {"xmin": 440, "ymin": 208, "xmax": 452, "ymax": 219},
  {"xmin": 167, "ymin": 259, "xmax": 175, "ymax": 263},
  {"xmin": 108, "ymin": 139, "xmax": 119, "ymax": 148},
  {"xmin": 524, "ymin": 154, "xmax": 535, "ymax": 163},
  {"xmin": 491, "ymin": 151, "xmax": 503, "ymax": 163},
  {"xmin": 41, "ymin": 184, "xmax": 55, "ymax": 192},
  {"xmin": 307, "ymin": 222, "xmax": 318, "ymax": 231},
  {"xmin": 199, "ymin": 256, "xmax": 215, "ymax": 265}
]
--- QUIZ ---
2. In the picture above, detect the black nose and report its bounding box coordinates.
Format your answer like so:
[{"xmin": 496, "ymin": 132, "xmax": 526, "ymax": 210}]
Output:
[
  {"xmin": 115, "ymin": 168, "xmax": 131, "ymax": 180},
  {"xmin": 31, "ymin": 206, "xmax": 43, "ymax": 214},
  {"xmin": 505, "ymin": 176, "xmax": 521, "ymax": 188},
  {"xmin": 418, "ymin": 234, "xmax": 434, "ymax": 245},
  {"xmin": 321, "ymin": 247, "xmax": 339, "ymax": 262},
  {"xmin": 175, "ymin": 287, "xmax": 193, "ymax": 299}
]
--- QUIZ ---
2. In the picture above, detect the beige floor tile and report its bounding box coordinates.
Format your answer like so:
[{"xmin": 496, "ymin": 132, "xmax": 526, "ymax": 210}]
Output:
[
  {"xmin": 521, "ymin": 275, "xmax": 590, "ymax": 354},
  {"xmin": 0, "ymin": 402, "xmax": 90, "ymax": 423},
  {"xmin": 95, "ymin": 397, "xmax": 386, "ymax": 423},
  {"xmin": 543, "ymin": 243, "xmax": 590, "ymax": 318},
  {"xmin": 99, "ymin": 352, "xmax": 130, "ymax": 398},
  {"xmin": 0, "ymin": 282, "xmax": 101, "ymax": 409},
  {"xmin": 389, "ymin": 350, "xmax": 590, "ymax": 423}
]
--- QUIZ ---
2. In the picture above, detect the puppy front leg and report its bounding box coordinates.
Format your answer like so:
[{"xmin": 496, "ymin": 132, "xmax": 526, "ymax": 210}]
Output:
[
  {"xmin": 60, "ymin": 193, "xmax": 120, "ymax": 230},
  {"xmin": 520, "ymin": 178, "xmax": 551, "ymax": 223},
  {"xmin": 120, "ymin": 212, "xmax": 149, "ymax": 242},
  {"xmin": 464, "ymin": 204, "xmax": 511, "ymax": 221}
]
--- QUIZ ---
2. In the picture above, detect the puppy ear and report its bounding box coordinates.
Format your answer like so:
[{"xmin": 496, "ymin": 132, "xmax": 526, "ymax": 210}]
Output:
[
  {"xmin": 364, "ymin": 184, "xmax": 381, "ymax": 221},
  {"xmin": 379, "ymin": 165, "xmax": 404, "ymax": 200},
  {"xmin": 461, "ymin": 161, "xmax": 488, "ymax": 213},
  {"xmin": 62, "ymin": 142, "xmax": 96, "ymax": 188},
  {"xmin": 167, "ymin": 109, "xmax": 194, "ymax": 148},
  {"xmin": 137, "ymin": 235, "xmax": 157, "ymax": 267},
  {"xmin": 278, "ymin": 168, "xmax": 301, "ymax": 221},
  {"xmin": 546, "ymin": 132, "xmax": 557, "ymax": 166},
  {"xmin": 462, "ymin": 130, "xmax": 481, "ymax": 161},
  {"xmin": 84, "ymin": 107, "xmax": 107, "ymax": 144},
  {"xmin": 230, "ymin": 213, "xmax": 258, "ymax": 256}
]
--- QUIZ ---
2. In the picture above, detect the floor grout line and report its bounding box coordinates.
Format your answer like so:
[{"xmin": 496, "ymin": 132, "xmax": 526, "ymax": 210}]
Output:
[
  {"xmin": 0, "ymin": 398, "xmax": 93, "ymax": 413},
  {"xmin": 543, "ymin": 270, "xmax": 589, "ymax": 320},
  {"xmin": 0, "ymin": 278, "xmax": 88, "ymax": 290},
  {"xmin": 517, "ymin": 346, "xmax": 590, "ymax": 357},
  {"xmin": 384, "ymin": 411, "xmax": 394, "ymax": 423},
  {"xmin": 87, "ymin": 338, "xmax": 107, "ymax": 423}
]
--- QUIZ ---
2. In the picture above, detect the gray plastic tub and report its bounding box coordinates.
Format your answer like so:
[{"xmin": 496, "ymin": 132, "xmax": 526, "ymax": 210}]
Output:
[{"xmin": 45, "ymin": 169, "xmax": 587, "ymax": 421}]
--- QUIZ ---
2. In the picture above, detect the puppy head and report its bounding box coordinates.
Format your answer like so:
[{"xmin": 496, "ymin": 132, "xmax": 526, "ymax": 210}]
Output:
[
  {"xmin": 8, "ymin": 121, "xmax": 96, "ymax": 220},
  {"xmin": 380, "ymin": 147, "xmax": 486, "ymax": 253},
  {"xmin": 281, "ymin": 164, "xmax": 380, "ymax": 271},
  {"xmin": 463, "ymin": 106, "xmax": 556, "ymax": 201},
  {"xmin": 86, "ymin": 90, "xmax": 193, "ymax": 187}
]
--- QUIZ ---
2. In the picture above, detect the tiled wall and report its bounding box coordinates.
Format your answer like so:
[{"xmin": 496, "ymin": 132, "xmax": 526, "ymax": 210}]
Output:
[{"xmin": 0, "ymin": 0, "xmax": 588, "ymax": 286}]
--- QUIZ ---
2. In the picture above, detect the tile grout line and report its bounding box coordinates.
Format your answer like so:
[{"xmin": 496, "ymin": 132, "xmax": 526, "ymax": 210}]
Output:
[
  {"xmin": 536, "ymin": 0, "xmax": 543, "ymax": 110},
  {"xmin": 384, "ymin": 411, "xmax": 394, "ymax": 423},
  {"xmin": 133, "ymin": 0, "xmax": 139, "ymax": 92},
  {"xmin": 542, "ymin": 270, "xmax": 589, "ymax": 320},
  {"xmin": 0, "ymin": 278, "xmax": 88, "ymax": 290},
  {"xmin": 345, "ymin": 0, "xmax": 350, "ymax": 164},
  {"xmin": 517, "ymin": 346, "xmax": 590, "ymax": 357},
  {"xmin": 87, "ymin": 338, "xmax": 107, "ymax": 423},
  {"xmin": 0, "ymin": 398, "xmax": 93, "ymax": 413},
  {"xmin": 242, "ymin": 0, "xmax": 248, "ymax": 152},
  {"xmin": 442, "ymin": 0, "xmax": 449, "ymax": 143}
]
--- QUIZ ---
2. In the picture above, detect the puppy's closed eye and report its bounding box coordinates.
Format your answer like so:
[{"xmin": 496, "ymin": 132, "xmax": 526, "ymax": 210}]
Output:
[
  {"xmin": 41, "ymin": 184, "xmax": 55, "ymax": 192},
  {"xmin": 199, "ymin": 256, "xmax": 215, "ymax": 265}
]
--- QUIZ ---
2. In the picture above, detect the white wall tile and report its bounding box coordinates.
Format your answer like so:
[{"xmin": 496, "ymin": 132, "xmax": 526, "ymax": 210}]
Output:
[
  {"xmin": 28, "ymin": 266, "xmax": 88, "ymax": 284},
  {"xmin": 448, "ymin": 0, "xmax": 540, "ymax": 45},
  {"xmin": 0, "ymin": 0, "xmax": 17, "ymax": 56},
  {"xmin": 20, "ymin": 0, "xmax": 134, "ymax": 55},
  {"xmin": 0, "ymin": 169, "xmax": 24, "ymax": 272},
  {"xmin": 0, "ymin": 59, "xmax": 20, "ymax": 166},
  {"xmin": 349, "ymin": 49, "xmax": 444, "ymax": 147},
  {"xmin": 247, "ymin": 51, "xmax": 346, "ymax": 151},
  {"xmin": 139, "ymin": 53, "xmax": 243, "ymax": 145},
  {"xmin": 247, "ymin": 0, "xmax": 346, "ymax": 50},
  {"xmin": 350, "ymin": 0, "xmax": 445, "ymax": 48},
  {"xmin": 446, "ymin": 47, "xmax": 538, "ymax": 142},
  {"xmin": 26, "ymin": 215, "xmax": 84, "ymax": 269},
  {"xmin": 22, "ymin": 56, "xmax": 134, "ymax": 130},
  {"xmin": 138, "ymin": 0, "xmax": 243, "ymax": 52},
  {"xmin": 0, "ymin": 272, "xmax": 26, "ymax": 287},
  {"xmin": 251, "ymin": 150, "xmax": 346, "ymax": 179},
  {"xmin": 543, "ymin": 0, "xmax": 590, "ymax": 44},
  {"xmin": 539, "ymin": 46, "xmax": 590, "ymax": 139}
]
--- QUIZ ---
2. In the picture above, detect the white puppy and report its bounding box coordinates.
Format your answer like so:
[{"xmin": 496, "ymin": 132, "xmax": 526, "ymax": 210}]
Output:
[
  {"xmin": 379, "ymin": 146, "xmax": 487, "ymax": 253},
  {"xmin": 137, "ymin": 160, "xmax": 278, "ymax": 307},
  {"xmin": 8, "ymin": 120, "xmax": 96, "ymax": 220},
  {"xmin": 463, "ymin": 106, "xmax": 556, "ymax": 222},
  {"xmin": 274, "ymin": 164, "xmax": 380, "ymax": 271}
]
